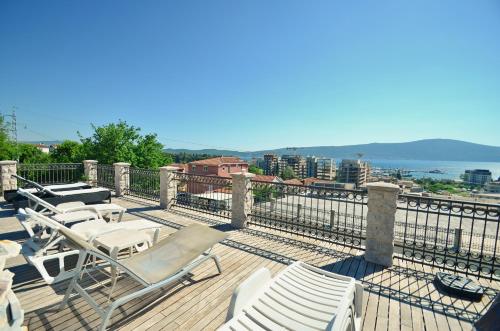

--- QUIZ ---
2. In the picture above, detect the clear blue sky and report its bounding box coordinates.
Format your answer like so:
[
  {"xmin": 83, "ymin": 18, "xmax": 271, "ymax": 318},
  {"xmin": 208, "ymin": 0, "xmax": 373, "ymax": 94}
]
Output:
[{"xmin": 1, "ymin": 1, "xmax": 499, "ymax": 150}]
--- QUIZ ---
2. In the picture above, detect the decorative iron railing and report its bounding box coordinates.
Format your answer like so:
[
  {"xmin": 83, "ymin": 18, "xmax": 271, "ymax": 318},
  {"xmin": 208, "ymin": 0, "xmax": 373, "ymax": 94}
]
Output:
[
  {"xmin": 172, "ymin": 172, "xmax": 232, "ymax": 219},
  {"xmin": 396, "ymin": 194, "xmax": 500, "ymax": 280},
  {"xmin": 17, "ymin": 163, "xmax": 84, "ymax": 186},
  {"xmin": 127, "ymin": 167, "xmax": 160, "ymax": 201},
  {"xmin": 248, "ymin": 181, "xmax": 368, "ymax": 248},
  {"xmin": 96, "ymin": 164, "xmax": 115, "ymax": 189}
]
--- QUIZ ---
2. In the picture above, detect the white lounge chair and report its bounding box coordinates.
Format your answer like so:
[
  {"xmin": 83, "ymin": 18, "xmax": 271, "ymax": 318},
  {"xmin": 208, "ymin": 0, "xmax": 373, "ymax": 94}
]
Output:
[
  {"xmin": 219, "ymin": 261, "xmax": 364, "ymax": 331},
  {"xmin": 45, "ymin": 214, "xmax": 228, "ymax": 331},
  {"xmin": 18, "ymin": 188, "xmax": 125, "ymax": 222},
  {"xmin": 17, "ymin": 209, "xmax": 163, "ymax": 284}
]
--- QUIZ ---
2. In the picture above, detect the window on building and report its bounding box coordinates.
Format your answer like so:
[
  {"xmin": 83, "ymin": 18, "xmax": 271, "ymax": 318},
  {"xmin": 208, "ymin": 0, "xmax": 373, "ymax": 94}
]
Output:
[
  {"xmin": 204, "ymin": 166, "xmax": 208, "ymax": 172},
  {"xmin": 192, "ymin": 165, "xmax": 196, "ymax": 171}
]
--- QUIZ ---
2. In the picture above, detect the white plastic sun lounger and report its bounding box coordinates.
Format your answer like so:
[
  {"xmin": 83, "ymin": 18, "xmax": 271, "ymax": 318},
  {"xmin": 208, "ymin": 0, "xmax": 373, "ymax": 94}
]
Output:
[
  {"xmin": 17, "ymin": 209, "xmax": 163, "ymax": 284},
  {"xmin": 18, "ymin": 188, "xmax": 126, "ymax": 222},
  {"xmin": 45, "ymin": 215, "xmax": 228, "ymax": 331},
  {"xmin": 219, "ymin": 261, "xmax": 364, "ymax": 331}
]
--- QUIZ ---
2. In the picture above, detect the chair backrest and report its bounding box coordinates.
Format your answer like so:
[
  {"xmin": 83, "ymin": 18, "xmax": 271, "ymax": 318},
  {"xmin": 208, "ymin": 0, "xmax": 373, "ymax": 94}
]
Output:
[
  {"xmin": 25, "ymin": 208, "xmax": 94, "ymax": 252},
  {"xmin": 17, "ymin": 188, "xmax": 61, "ymax": 214},
  {"xmin": 12, "ymin": 174, "xmax": 47, "ymax": 191}
]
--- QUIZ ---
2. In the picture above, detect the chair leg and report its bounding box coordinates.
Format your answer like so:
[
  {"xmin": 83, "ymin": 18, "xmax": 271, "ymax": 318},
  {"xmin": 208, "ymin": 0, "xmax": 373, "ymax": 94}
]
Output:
[
  {"xmin": 59, "ymin": 251, "xmax": 87, "ymax": 310},
  {"xmin": 100, "ymin": 303, "xmax": 117, "ymax": 331},
  {"xmin": 212, "ymin": 255, "xmax": 222, "ymax": 274}
]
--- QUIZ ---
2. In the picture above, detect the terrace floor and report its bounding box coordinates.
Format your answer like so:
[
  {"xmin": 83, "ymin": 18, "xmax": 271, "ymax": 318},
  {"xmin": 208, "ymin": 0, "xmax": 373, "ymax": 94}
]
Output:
[{"xmin": 1, "ymin": 196, "xmax": 498, "ymax": 331}]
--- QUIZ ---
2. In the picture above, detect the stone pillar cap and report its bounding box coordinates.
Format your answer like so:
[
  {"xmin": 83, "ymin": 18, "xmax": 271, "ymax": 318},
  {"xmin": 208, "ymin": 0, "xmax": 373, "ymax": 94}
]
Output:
[
  {"xmin": 113, "ymin": 162, "xmax": 131, "ymax": 166},
  {"xmin": 83, "ymin": 160, "xmax": 98, "ymax": 163},
  {"xmin": 230, "ymin": 172, "xmax": 255, "ymax": 178},
  {"xmin": 366, "ymin": 182, "xmax": 400, "ymax": 191},
  {"xmin": 0, "ymin": 161, "xmax": 17, "ymax": 165}
]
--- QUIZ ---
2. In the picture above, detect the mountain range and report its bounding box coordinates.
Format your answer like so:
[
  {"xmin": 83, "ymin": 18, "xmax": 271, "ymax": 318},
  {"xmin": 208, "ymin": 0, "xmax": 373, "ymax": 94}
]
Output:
[{"xmin": 164, "ymin": 139, "xmax": 500, "ymax": 162}]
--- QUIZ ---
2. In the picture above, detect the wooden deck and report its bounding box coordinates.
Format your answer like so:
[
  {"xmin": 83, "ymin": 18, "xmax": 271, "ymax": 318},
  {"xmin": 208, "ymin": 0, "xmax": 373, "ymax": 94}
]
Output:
[{"xmin": 1, "ymin": 196, "xmax": 498, "ymax": 331}]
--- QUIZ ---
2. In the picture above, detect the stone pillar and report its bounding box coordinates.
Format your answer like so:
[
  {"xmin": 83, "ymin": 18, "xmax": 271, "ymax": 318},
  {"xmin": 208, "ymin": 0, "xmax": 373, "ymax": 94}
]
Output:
[
  {"xmin": 113, "ymin": 162, "xmax": 130, "ymax": 197},
  {"xmin": 231, "ymin": 172, "xmax": 255, "ymax": 229},
  {"xmin": 364, "ymin": 182, "xmax": 400, "ymax": 267},
  {"xmin": 160, "ymin": 166, "xmax": 179, "ymax": 209},
  {"xmin": 0, "ymin": 161, "xmax": 17, "ymax": 193},
  {"xmin": 82, "ymin": 160, "xmax": 98, "ymax": 186}
]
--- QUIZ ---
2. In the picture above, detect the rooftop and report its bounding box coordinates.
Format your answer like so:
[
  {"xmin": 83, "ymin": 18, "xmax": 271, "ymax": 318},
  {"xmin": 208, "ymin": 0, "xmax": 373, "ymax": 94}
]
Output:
[
  {"xmin": 2, "ymin": 196, "xmax": 498, "ymax": 330},
  {"xmin": 189, "ymin": 157, "xmax": 247, "ymax": 166}
]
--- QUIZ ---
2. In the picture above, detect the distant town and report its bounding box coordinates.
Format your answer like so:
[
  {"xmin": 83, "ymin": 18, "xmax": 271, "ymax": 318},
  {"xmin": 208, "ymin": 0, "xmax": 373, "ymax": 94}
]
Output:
[
  {"xmin": 165, "ymin": 151, "xmax": 500, "ymax": 203},
  {"xmin": 25, "ymin": 141, "xmax": 500, "ymax": 203}
]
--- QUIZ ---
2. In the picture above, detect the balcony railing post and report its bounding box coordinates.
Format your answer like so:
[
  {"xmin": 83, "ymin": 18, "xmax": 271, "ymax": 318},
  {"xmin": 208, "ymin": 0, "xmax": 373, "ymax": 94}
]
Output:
[
  {"xmin": 231, "ymin": 172, "xmax": 255, "ymax": 229},
  {"xmin": 0, "ymin": 161, "xmax": 17, "ymax": 193},
  {"xmin": 113, "ymin": 162, "xmax": 130, "ymax": 197},
  {"xmin": 160, "ymin": 166, "xmax": 179, "ymax": 209},
  {"xmin": 83, "ymin": 160, "xmax": 98, "ymax": 186},
  {"xmin": 330, "ymin": 210, "xmax": 336, "ymax": 229},
  {"xmin": 453, "ymin": 228, "xmax": 462, "ymax": 252},
  {"xmin": 270, "ymin": 197, "xmax": 276, "ymax": 212},
  {"xmin": 297, "ymin": 203, "xmax": 302, "ymax": 221},
  {"xmin": 364, "ymin": 182, "xmax": 399, "ymax": 267}
]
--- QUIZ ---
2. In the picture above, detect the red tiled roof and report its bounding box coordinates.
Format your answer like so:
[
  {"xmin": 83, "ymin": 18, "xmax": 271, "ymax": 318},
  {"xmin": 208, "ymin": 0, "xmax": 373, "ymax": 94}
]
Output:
[
  {"xmin": 253, "ymin": 175, "xmax": 280, "ymax": 183},
  {"xmin": 283, "ymin": 179, "xmax": 303, "ymax": 185},
  {"xmin": 189, "ymin": 157, "xmax": 247, "ymax": 166}
]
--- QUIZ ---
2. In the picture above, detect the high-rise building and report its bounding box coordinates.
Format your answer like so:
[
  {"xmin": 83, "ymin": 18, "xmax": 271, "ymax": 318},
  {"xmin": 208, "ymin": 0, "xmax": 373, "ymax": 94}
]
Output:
[
  {"xmin": 337, "ymin": 159, "xmax": 370, "ymax": 188},
  {"xmin": 281, "ymin": 155, "xmax": 307, "ymax": 178},
  {"xmin": 463, "ymin": 169, "xmax": 492, "ymax": 186},
  {"xmin": 306, "ymin": 156, "xmax": 318, "ymax": 178},
  {"xmin": 263, "ymin": 154, "xmax": 280, "ymax": 176},
  {"xmin": 316, "ymin": 158, "xmax": 336, "ymax": 180}
]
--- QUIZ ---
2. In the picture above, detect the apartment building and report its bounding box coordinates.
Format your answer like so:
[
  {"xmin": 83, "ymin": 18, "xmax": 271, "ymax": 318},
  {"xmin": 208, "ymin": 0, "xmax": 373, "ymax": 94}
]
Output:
[
  {"xmin": 306, "ymin": 156, "xmax": 318, "ymax": 178},
  {"xmin": 184, "ymin": 157, "xmax": 248, "ymax": 193},
  {"xmin": 463, "ymin": 169, "xmax": 492, "ymax": 186},
  {"xmin": 263, "ymin": 154, "xmax": 280, "ymax": 176},
  {"xmin": 336, "ymin": 159, "xmax": 370, "ymax": 188},
  {"xmin": 316, "ymin": 158, "xmax": 336, "ymax": 180},
  {"xmin": 281, "ymin": 155, "xmax": 307, "ymax": 178}
]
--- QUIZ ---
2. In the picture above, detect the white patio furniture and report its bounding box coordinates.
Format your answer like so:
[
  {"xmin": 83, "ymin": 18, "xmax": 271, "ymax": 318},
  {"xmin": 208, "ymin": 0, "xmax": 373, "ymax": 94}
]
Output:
[{"xmin": 219, "ymin": 261, "xmax": 364, "ymax": 331}]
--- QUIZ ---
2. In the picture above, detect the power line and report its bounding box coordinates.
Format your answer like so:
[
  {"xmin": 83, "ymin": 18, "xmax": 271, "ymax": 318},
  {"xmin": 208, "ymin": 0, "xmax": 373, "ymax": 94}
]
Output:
[{"xmin": 12, "ymin": 106, "xmax": 248, "ymax": 152}]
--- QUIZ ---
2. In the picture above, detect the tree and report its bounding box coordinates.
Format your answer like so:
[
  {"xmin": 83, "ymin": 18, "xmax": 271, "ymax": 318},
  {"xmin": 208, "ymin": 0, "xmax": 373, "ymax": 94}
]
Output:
[
  {"xmin": 17, "ymin": 144, "xmax": 51, "ymax": 164},
  {"xmin": 51, "ymin": 140, "xmax": 83, "ymax": 163},
  {"xmin": 248, "ymin": 164, "xmax": 264, "ymax": 175},
  {"xmin": 134, "ymin": 133, "xmax": 173, "ymax": 168},
  {"xmin": 0, "ymin": 115, "xmax": 15, "ymax": 160},
  {"xmin": 79, "ymin": 121, "xmax": 170, "ymax": 168},
  {"xmin": 281, "ymin": 166, "xmax": 296, "ymax": 180}
]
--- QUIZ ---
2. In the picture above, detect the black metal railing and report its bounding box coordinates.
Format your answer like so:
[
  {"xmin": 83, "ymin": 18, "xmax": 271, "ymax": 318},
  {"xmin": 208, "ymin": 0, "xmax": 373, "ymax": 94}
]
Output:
[
  {"xmin": 172, "ymin": 172, "xmax": 232, "ymax": 219},
  {"xmin": 127, "ymin": 167, "xmax": 160, "ymax": 201},
  {"xmin": 396, "ymin": 194, "xmax": 500, "ymax": 280},
  {"xmin": 17, "ymin": 163, "xmax": 85, "ymax": 186},
  {"xmin": 96, "ymin": 164, "xmax": 115, "ymax": 189},
  {"xmin": 249, "ymin": 180, "xmax": 368, "ymax": 248}
]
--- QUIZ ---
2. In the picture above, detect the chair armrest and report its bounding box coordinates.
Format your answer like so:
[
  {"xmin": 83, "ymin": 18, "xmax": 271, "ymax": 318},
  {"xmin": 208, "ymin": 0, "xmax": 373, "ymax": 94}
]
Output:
[{"xmin": 61, "ymin": 206, "xmax": 103, "ymax": 219}]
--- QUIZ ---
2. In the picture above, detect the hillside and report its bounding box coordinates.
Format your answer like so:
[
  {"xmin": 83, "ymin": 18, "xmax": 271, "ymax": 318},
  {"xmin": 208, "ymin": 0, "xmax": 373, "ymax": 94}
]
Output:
[{"xmin": 164, "ymin": 139, "xmax": 500, "ymax": 162}]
